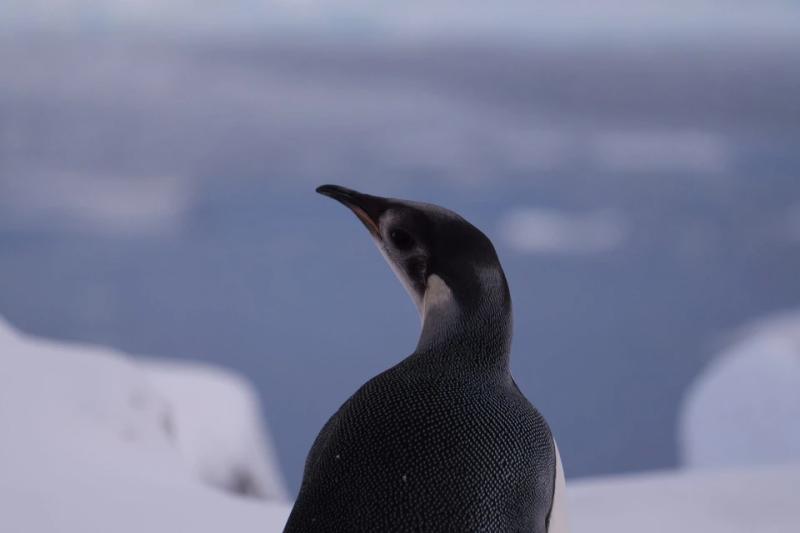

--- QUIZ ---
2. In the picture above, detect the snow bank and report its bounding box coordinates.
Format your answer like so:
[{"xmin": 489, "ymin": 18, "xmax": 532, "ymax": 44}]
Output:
[
  {"xmin": 569, "ymin": 465, "xmax": 800, "ymax": 533},
  {"xmin": 0, "ymin": 317, "xmax": 290, "ymax": 533},
  {"xmin": 681, "ymin": 311, "xmax": 800, "ymax": 469},
  {"xmin": 142, "ymin": 360, "xmax": 286, "ymax": 500}
]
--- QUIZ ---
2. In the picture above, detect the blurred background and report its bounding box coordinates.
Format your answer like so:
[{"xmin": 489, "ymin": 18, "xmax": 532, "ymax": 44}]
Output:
[{"xmin": 2, "ymin": 1, "xmax": 799, "ymax": 496}]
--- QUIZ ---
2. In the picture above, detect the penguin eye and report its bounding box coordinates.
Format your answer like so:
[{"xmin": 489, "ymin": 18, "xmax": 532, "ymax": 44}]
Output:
[{"xmin": 389, "ymin": 228, "xmax": 414, "ymax": 251}]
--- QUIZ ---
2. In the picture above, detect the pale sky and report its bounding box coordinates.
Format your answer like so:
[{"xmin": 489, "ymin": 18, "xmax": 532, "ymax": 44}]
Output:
[{"xmin": 4, "ymin": 0, "xmax": 800, "ymax": 42}]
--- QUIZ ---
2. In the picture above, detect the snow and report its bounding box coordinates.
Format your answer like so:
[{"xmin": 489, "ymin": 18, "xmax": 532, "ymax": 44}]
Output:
[
  {"xmin": 569, "ymin": 465, "xmax": 800, "ymax": 533},
  {"xmin": 2, "ymin": 315, "xmax": 799, "ymax": 532},
  {"xmin": 141, "ymin": 360, "xmax": 286, "ymax": 499},
  {"xmin": 681, "ymin": 311, "xmax": 800, "ymax": 469},
  {"xmin": 0, "ymin": 316, "xmax": 291, "ymax": 533}
]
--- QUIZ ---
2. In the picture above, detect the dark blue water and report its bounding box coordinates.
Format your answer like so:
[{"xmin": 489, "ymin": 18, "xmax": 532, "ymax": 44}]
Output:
[{"xmin": 1, "ymin": 37, "xmax": 799, "ymax": 492}]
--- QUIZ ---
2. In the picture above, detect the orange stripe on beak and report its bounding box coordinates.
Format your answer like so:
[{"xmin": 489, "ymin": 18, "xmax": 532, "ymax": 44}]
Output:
[{"xmin": 350, "ymin": 205, "xmax": 381, "ymax": 238}]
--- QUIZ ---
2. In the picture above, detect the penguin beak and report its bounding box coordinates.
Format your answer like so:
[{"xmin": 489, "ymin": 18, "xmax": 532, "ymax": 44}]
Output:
[{"xmin": 316, "ymin": 184, "xmax": 388, "ymax": 238}]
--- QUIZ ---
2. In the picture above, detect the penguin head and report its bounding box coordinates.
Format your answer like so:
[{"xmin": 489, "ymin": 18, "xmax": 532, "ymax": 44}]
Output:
[{"xmin": 316, "ymin": 184, "xmax": 509, "ymax": 323}]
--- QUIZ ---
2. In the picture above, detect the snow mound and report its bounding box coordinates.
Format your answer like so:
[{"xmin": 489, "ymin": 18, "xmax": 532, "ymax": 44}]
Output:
[
  {"xmin": 0, "ymin": 317, "xmax": 290, "ymax": 533},
  {"xmin": 142, "ymin": 360, "xmax": 286, "ymax": 500},
  {"xmin": 681, "ymin": 311, "xmax": 800, "ymax": 469}
]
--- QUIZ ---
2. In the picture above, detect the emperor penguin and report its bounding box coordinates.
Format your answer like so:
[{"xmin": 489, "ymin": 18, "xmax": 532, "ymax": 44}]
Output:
[{"xmin": 285, "ymin": 185, "xmax": 568, "ymax": 533}]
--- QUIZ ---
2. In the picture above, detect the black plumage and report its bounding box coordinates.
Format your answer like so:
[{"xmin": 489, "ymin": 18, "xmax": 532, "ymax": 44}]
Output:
[{"xmin": 285, "ymin": 186, "xmax": 556, "ymax": 532}]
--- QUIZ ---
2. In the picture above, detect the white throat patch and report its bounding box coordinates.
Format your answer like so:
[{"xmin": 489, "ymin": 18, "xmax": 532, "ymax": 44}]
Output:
[{"xmin": 422, "ymin": 274, "xmax": 456, "ymax": 322}]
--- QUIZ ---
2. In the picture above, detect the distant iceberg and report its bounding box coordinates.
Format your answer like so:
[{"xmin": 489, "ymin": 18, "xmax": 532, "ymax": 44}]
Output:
[{"xmin": 681, "ymin": 310, "xmax": 800, "ymax": 469}]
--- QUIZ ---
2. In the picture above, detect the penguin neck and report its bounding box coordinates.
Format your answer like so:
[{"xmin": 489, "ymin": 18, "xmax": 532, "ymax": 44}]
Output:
[{"xmin": 414, "ymin": 269, "xmax": 512, "ymax": 372}]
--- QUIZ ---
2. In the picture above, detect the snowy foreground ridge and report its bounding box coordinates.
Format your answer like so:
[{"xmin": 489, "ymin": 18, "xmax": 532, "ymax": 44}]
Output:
[
  {"xmin": 0, "ymin": 317, "xmax": 291, "ymax": 532},
  {"xmin": 1, "ymin": 316, "xmax": 799, "ymax": 532}
]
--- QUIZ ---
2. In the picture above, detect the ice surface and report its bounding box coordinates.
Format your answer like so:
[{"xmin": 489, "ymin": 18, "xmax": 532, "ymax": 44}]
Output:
[{"xmin": 569, "ymin": 465, "xmax": 800, "ymax": 533}]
